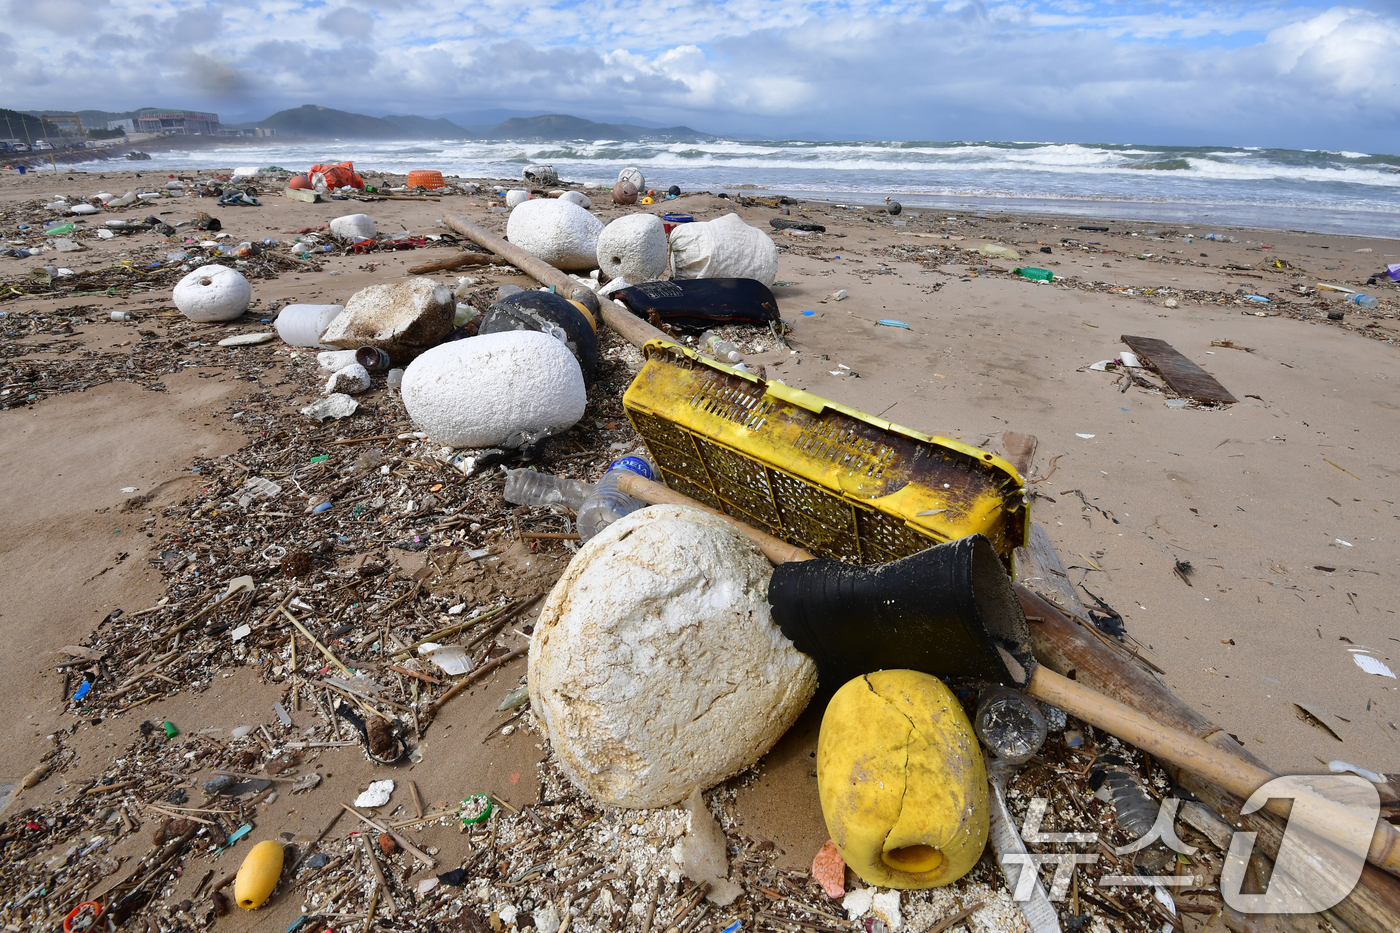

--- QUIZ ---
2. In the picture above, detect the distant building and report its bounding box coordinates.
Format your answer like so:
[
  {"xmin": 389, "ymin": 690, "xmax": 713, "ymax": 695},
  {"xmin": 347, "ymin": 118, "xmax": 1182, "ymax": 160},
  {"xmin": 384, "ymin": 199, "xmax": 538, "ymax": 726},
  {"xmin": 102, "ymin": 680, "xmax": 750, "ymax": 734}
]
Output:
[
  {"xmin": 42, "ymin": 114, "xmax": 85, "ymax": 136},
  {"xmin": 219, "ymin": 127, "xmax": 278, "ymax": 138},
  {"xmin": 106, "ymin": 119, "xmax": 135, "ymax": 134},
  {"xmin": 126, "ymin": 109, "xmax": 220, "ymax": 136}
]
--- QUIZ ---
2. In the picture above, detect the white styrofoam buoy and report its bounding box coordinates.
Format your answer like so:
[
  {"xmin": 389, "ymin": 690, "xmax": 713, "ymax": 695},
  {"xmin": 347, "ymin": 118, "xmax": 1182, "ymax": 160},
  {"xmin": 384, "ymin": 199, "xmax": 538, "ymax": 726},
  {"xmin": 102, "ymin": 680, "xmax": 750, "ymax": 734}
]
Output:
[
  {"xmin": 559, "ymin": 190, "xmax": 592, "ymax": 209},
  {"xmin": 529, "ymin": 504, "xmax": 818, "ymax": 807},
  {"xmin": 325, "ymin": 363, "xmax": 371, "ymax": 395},
  {"xmin": 597, "ymin": 214, "xmax": 668, "ymax": 284},
  {"xmin": 173, "ymin": 265, "xmax": 252, "ymax": 322},
  {"xmin": 506, "ymin": 189, "xmax": 531, "ymax": 209},
  {"xmin": 505, "ymin": 198, "xmax": 604, "ymax": 271},
  {"xmin": 400, "ymin": 330, "xmax": 586, "ymax": 448},
  {"xmin": 330, "ymin": 213, "xmax": 376, "ymax": 240}
]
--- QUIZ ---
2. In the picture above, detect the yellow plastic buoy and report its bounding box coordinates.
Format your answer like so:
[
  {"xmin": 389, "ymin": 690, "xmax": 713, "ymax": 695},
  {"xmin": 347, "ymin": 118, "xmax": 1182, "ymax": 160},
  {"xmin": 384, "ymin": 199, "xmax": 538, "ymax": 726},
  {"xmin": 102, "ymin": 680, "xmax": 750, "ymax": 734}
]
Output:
[
  {"xmin": 817, "ymin": 670, "xmax": 988, "ymax": 889},
  {"xmin": 234, "ymin": 840, "xmax": 285, "ymax": 909}
]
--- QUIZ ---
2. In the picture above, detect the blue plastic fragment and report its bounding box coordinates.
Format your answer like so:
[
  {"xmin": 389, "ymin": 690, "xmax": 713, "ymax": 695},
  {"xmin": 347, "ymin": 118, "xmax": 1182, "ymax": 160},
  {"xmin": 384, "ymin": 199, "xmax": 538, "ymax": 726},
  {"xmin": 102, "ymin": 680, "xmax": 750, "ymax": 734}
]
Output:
[
  {"xmin": 313, "ymin": 501, "xmax": 333, "ymax": 514},
  {"xmin": 216, "ymin": 823, "xmax": 253, "ymax": 855},
  {"xmin": 1243, "ymin": 295, "xmax": 1270, "ymax": 303},
  {"xmin": 73, "ymin": 681, "xmax": 92, "ymax": 701},
  {"xmin": 721, "ymin": 923, "xmax": 741, "ymax": 933},
  {"xmin": 801, "ymin": 310, "xmax": 815, "ymax": 316},
  {"xmin": 876, "ymin": 319, "xmax": 911, "ymax": 329}
]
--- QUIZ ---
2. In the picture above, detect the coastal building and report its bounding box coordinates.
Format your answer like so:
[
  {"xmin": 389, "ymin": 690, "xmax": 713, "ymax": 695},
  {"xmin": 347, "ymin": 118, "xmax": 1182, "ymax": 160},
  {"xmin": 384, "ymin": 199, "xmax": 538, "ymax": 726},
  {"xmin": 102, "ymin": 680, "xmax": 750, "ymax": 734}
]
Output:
[{"xmin": 110, "ymin": 109, "xmax": 221, "ymax": 136}]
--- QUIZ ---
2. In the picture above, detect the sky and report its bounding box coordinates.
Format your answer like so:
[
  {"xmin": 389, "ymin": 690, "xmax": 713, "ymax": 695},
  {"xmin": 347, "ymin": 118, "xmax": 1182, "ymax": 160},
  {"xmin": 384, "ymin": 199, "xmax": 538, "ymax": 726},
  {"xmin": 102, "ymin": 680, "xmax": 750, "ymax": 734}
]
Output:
[{"xmin": 1, "ymin": 0, "xmax": 1398, "ymax": 151}]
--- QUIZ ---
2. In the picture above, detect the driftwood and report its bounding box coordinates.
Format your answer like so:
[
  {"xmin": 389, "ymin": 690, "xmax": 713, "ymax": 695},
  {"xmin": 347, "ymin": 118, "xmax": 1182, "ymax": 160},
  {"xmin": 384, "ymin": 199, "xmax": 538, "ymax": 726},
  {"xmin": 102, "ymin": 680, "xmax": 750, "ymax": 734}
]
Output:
[
  {"xmin": 1016, "ymin": 585, "xmax": 1400, "ymax": 933},
  {"xmin": 406, "ymin": 252, "xmax": 510, "ymax": 275}
]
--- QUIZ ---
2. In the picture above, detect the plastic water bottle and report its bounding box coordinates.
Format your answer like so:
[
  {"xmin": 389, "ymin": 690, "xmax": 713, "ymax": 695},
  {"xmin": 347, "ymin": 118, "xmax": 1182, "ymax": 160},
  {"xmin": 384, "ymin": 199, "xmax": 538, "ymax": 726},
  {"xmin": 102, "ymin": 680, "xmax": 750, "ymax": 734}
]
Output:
[
  {"xmin": 699, "ymin": 330, "xmax": 741, "ymax": 363},
  {"xmin": 576, "ymin": 456, "xmax": 656, "ymax": 541},
  {"xmin": 1351, "ymin": 294, "xmax": 1379, "ymax": 310},
  {"xmin": 503, "ymin": 469, "xmax": 595, "ymax": 510}
]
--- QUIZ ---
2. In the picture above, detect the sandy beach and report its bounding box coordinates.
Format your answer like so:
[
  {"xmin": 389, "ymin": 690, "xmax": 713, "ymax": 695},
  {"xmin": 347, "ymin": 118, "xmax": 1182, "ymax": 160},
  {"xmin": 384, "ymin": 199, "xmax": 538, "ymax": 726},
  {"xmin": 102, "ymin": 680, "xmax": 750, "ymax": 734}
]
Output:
[{"xmin": 2, "ymin": 163, "xmax": 1398, "ymax": 932}]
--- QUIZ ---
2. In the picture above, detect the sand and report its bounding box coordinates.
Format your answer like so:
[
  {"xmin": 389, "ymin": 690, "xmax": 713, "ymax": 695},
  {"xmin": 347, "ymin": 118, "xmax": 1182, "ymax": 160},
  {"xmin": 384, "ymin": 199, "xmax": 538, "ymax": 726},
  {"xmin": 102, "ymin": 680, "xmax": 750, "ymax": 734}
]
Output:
[{"xmin": 2, "ymin": 163, "xmax": 1398, "ymax": 929}]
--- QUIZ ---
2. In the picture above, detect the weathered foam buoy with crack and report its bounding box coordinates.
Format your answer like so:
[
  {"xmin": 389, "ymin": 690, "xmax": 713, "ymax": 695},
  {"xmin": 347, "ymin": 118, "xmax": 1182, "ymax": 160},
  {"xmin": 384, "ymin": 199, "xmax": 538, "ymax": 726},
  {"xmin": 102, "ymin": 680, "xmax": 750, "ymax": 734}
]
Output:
[
  {"xmin": 173, "ymin": 264, "xmax": 251, "ymax": 322},
  {"xmin": 401, "ymin": 330, "xmax": 586, "ymax": 448},
  {"xmin": 530, "ymin": 504, "xmax": 817, "ymax": 808},
  {"xmin": 817, "ymin": 669, "xmax": 987, "ymax": 889},
  {"xmin": 505, "ymin": 198, "xmax": 603, "ymax": 271},
  {"xmin": 597, "ymin": 214, "xmax": 669, "ymax": 285},
  {"xmin": 506, "ymin": 188, "xmax": 531, "ymax": 208}
]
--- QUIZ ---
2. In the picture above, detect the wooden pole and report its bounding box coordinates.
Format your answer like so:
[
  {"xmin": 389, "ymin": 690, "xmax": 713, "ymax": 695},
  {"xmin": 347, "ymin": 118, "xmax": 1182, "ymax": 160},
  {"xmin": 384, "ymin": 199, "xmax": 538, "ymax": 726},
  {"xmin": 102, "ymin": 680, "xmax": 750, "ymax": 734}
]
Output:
[{"xmin": 439, "ymin": 212, "xmax": 670, "ymax": 349}]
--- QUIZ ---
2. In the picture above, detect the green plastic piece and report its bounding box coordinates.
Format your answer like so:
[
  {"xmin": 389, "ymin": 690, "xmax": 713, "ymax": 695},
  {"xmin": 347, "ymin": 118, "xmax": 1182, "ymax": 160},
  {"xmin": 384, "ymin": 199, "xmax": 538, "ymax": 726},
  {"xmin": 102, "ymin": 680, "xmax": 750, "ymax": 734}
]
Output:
[
  {"xmin": 459, "ymin": 794, "xmax": 493, "ymax": 826},
  {"xmin": 1013, "ymin": 267, "xmax": 1054, "ymax": 282},
  {"xmin": 162, "ymin": 721, "xmax": 178, "ymax": 738}
]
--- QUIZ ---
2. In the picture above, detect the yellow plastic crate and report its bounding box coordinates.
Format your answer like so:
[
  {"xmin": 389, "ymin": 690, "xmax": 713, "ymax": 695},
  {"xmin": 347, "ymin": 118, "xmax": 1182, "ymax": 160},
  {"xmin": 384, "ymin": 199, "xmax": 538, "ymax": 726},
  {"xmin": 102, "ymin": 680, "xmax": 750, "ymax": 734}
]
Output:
[{"xmin": 622, "ymin": 341, "xmax": 1029, "ymax": 565}]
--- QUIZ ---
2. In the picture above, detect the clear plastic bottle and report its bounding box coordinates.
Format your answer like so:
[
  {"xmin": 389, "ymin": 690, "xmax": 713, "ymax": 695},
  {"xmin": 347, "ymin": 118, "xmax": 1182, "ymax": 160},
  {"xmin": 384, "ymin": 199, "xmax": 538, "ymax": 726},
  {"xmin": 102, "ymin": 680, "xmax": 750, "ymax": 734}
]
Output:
[
  {"xmin": 699, "ymin": 330, "xmax": 741, "ymax": 363},
  {"xmin": 503, "ymin": 469, "xmax": 595, "ymax": 510},
  {"xmin": 1351, "ymin": 294, "xmax": 1379, "ymax": 310},
  {"xmin": 576, "ymin": 456, "xmax": 656, "ymax": 541}
]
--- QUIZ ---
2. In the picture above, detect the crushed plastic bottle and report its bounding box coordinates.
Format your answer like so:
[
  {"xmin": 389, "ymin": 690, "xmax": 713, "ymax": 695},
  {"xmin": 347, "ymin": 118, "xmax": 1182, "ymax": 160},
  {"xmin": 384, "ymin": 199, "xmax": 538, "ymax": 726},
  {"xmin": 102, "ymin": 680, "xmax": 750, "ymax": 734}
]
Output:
[
  {"xmin": 699, "ymin": 330, "xmax": 741, "ymax": 364},
  {"xmin": 973, "ymin": 686, "xmax": 1048, "ymax": 765},
  {"xmin": 503, "ymin": 469, "xmax": 595, "ymax": 510},
  {"xmin": 576, "ymin": 456, "xmax": 655, "ymax": 541}
]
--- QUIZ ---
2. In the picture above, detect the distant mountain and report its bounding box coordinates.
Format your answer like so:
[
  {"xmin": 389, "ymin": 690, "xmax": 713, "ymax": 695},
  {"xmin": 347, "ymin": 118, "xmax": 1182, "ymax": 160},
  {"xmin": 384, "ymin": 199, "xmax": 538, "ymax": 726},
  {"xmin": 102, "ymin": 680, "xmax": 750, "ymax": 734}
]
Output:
[
  {"xmin": 382, "ymin": 114, "xmax": 473, "ymax": 139},
  {"xmin": 226, "ymin": 105, "xmax": 709, "ymax": 141},
  {"xmin": 485, "ymin": 114, "xmax": 706, "ymax": 141},
  {"xmin": 255, "ymin": 105, "xmax": 405, "ymax": 138}
]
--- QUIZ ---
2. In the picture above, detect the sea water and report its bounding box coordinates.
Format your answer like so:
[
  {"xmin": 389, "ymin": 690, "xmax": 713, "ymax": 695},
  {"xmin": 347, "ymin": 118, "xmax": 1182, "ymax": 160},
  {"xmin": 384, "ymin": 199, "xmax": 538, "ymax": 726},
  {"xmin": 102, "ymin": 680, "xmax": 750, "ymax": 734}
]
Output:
[{"xmin": 76, "ymin": 138, "xmax": 1400, "ymax": 237}]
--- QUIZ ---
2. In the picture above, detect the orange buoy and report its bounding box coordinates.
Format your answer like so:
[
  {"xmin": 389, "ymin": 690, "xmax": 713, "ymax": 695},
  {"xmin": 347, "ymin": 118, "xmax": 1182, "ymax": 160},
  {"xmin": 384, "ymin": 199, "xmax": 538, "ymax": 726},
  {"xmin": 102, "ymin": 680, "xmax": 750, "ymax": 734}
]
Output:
[
  {"xmin": 288, "ymin": 175, "xmax": 312, "ymax": 189},
  {"xmin": 406, "ymin": 170, "xmax": 446, "ymax": 189}
]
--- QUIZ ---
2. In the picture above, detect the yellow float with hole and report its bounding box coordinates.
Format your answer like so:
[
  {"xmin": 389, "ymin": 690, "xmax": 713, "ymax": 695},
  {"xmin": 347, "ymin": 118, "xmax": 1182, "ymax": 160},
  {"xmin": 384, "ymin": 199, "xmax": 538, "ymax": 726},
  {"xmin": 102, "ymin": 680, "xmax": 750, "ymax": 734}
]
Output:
[
  {"xmin": 816, "ymin": 670, "xmax": 988, "ymax": 888},
  {"xmin": 235, "ymin": 840, "xmax": 285, "ymax": 909}
]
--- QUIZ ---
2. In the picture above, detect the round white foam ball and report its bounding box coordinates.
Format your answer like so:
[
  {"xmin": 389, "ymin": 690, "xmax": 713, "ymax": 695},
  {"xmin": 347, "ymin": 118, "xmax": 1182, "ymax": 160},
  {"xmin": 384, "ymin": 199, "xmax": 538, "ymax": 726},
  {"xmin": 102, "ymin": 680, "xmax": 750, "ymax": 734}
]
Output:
[
  {"xmin": 559, "ymin": 190, "xmax": 592, "ymax": 209},
  {"xmin": 173, "ymin": 265, "xmax": 252, "ymax": 322},
  {"xmin": 506, "ymin": 188, "xmax": 531, "ymax": 208},
  {"xmin": 597, "ymin": 214, "xmax": 669, "ymax": 284},
  {"xmin": 401, "ymin": 330, "xmax": 586, "ymax": 448},
  {"xmin": 529, "ymin": 504, "xmax": 818, "ymax": 808},
  {"xmin": 506, "ymin": 198, "xmax": 604, "ymax": 271}
]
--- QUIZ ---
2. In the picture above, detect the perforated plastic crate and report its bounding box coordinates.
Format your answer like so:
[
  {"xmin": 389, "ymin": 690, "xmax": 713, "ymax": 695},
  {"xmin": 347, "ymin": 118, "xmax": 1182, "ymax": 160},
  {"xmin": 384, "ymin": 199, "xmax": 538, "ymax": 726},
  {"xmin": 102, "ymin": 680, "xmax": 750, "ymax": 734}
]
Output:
[{"xmin": 622, "ymin": 341, "xmax": 1029, "ymax": 565}]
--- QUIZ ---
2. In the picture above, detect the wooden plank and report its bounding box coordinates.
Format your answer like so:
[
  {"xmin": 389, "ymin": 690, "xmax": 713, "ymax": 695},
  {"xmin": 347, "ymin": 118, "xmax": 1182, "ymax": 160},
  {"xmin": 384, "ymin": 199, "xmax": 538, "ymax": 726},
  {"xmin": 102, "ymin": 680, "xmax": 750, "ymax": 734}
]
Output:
[
  {"xmin": 998, "ymin": 431, "xmax": 1037, "ymax": 477},
  {"xmin": 1120, "ymin": 335, "xmax": 1237, "ymax": 403},
  {"xmin": 1013, "ymin": 521, "xmax": 1093, "ymax": 623}
]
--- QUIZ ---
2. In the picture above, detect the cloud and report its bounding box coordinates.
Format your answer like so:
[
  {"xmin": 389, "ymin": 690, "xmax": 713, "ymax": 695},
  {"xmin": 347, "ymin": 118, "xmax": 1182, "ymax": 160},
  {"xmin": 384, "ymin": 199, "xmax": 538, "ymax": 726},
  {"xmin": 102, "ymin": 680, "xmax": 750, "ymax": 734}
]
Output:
[
  {"xmin": 318, "ymin": 7, "xmax": 375, "ymax": 39},
  {"xmin": 4, "ymin": 0, "xmax": 110, "ymax": 35}
]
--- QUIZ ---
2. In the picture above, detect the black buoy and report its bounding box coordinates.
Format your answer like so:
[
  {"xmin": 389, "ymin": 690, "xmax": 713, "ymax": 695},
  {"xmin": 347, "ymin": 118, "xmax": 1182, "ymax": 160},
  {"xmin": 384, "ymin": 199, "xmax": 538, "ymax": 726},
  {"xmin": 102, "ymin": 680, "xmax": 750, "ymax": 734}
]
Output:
[
  {"xmin": 667, "ymin": 184, "xmax": 680, "ymax": 196},
  {"xmin": 885, "ymin": 197, "xmax": 902, "ymax": 216}
]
